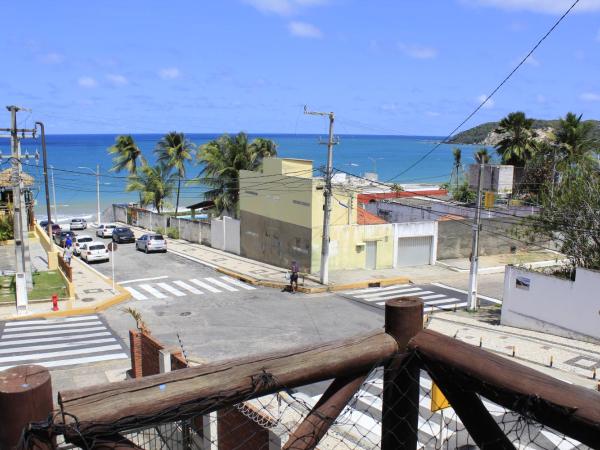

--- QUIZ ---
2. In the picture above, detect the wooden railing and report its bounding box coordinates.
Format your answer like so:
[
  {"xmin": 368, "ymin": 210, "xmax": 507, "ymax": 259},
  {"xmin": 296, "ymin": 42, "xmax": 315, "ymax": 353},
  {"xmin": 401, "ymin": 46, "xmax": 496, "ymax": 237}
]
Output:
[
  {"xmin": 57, "ymin": 253, "xmax": 72, "ymax": 282},
  {"xmin": 4, "ymin": 298, "xmax": 600, "ymax": 450}
]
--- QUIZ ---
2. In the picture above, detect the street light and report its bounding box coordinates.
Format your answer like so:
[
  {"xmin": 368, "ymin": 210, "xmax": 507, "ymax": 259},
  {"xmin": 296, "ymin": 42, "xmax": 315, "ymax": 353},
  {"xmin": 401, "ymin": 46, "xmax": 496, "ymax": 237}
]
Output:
[{"xmin": 78, "ymin": 165, "xmax": 101, "ymax": 225}]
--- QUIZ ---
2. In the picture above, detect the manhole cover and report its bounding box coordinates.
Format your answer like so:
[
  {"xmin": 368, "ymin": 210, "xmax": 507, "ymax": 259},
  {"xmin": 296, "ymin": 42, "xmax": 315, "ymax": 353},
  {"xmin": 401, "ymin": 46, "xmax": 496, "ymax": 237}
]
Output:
[
  {"xmin": 81, "ymin": 297, "xmax": 95, "ymax": 302},
  {"xmin": 179, "ymin": 312, "xmax": 192, "ymax": 317}
]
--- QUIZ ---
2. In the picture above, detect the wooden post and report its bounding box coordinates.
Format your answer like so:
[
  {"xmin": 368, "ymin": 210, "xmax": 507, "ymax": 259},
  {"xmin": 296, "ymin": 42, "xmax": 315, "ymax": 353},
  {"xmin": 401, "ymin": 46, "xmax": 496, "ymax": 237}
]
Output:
[
  {"xmin": 283, "ymin": 373, "xmax": 368, "ymax": 449},
  {"xmin": 382, "ymin": 297, "xmax": 423, "ymax": 450},
  {"xmin": 0, "ymin": 365, "xmax": 54, "ymax": 449}
]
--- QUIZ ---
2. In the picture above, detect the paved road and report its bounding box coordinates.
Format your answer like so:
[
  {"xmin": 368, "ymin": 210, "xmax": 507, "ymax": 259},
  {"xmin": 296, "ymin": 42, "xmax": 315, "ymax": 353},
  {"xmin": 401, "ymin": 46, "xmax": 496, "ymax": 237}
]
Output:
[
  {"xmin": 338, "ymin": 283, "xmax": 501, "ymax": 313},
  {"xmin": 0, "ymin": 315, "xmax": 128, "ymax": 372},
  {"xmin": 85, "ymin": 235, "xmax": 382, "ymax": 363}
]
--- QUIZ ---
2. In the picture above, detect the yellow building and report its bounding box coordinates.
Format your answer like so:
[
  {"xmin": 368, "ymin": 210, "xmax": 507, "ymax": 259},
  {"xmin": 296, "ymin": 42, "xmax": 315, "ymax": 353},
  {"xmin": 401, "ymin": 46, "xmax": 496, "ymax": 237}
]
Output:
[{"xmin": 239, "ymin": 157, "xmax": 395, "ymax": 274}]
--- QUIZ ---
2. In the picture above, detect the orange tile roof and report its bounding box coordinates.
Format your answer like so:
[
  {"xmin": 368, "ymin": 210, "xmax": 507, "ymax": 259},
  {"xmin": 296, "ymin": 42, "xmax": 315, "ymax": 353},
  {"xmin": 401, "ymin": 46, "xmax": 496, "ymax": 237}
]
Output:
[
  {"xmin": 357, "ymin": 189, "xmax": 448, "ymax": 204},
  {"xmin": 357, "ymin": 207, "xmax": 388, "ymax": 225}
]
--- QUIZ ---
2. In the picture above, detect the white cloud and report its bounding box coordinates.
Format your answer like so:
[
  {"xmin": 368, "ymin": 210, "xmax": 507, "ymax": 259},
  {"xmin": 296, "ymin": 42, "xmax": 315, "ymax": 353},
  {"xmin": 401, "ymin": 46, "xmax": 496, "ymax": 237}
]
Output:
[
  {"xmin": 477, "ymin": 94, "xmax": 495, "ymax": 108},
  {"xmin": 40, "ymin": 52, "xmax": 64, "ymax": 64},
  {"xmin": 398, "ymin": 43, "xmax": 438, "ymax": 59},
  {"xmin": 288, "ymin": 21, "xmax": 323, "ymax": 38},
  {"xmin": 106, "ymin": 74, "xmax": 128, "ymax": 86},
  {"xmin": 580, "ymin": 92, "xmax": 600, "ymax": 101},
  {"xmin": 524, "ymin": 54, "xmax": 540, "ymax": 66},
  {"xmin": 242, "ymin": 0, "xmax": 328, "ymax": 15},
  {"xmin": 426, "ymin": 111, "xmax": 441, "ymax": 117},
  {"xmin": 461, "ymin": 0, "xmax": 600, "ymax": 14},
  {"xmin": 78, "ymin": 77, "xmax": 97, "ymax": 88},
  {"xmin": 159, "ymin": 67, "xmax": 181, "ymax": 80}
]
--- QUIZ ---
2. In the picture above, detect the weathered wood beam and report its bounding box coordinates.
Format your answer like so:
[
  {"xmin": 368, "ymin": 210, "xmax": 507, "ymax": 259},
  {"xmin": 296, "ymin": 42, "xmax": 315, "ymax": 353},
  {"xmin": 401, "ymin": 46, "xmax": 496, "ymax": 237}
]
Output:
[
  {"xmin": 409, "ymin": 329, "xmax": 600, "ymax": 448},
  {"xmin": 283, "ymin": 373, "xmax": 368, "ymax": 450},
  {"xmin": 59, "ymin": 331, "xmax": 398, "ymax": 436}
]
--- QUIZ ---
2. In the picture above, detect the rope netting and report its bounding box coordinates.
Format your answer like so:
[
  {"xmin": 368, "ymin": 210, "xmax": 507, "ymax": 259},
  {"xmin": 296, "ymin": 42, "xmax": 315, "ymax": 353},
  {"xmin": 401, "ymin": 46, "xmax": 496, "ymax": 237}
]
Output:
[{"xmin": 21, "ymin": 354, "xmax": 592, "ymax": 449}]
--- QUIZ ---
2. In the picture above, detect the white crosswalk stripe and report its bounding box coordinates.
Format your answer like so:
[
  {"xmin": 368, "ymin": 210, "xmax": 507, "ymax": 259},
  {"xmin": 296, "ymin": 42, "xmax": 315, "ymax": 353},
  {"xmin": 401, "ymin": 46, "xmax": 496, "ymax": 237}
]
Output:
[
  {"xmin": 156, "ymin": 282, "xmax": 186, "ymax": 297},
  {"xmin": 344, "ymin": 284, "xmax": 471, "ymax": 314},
  {"xmin": 204, "ymin": 277, "xmax": 239, "ymax": 292},
  {"xmin": 173, "ymin": 280, "xmax": 204, "ymax": 295},
  {"xmin": 123, "ymin": 276, "xmax": 257, "ymax": 299},
  {"xmin": 0, "ymin": 315, "xmax": 128, "ymax": 371}
]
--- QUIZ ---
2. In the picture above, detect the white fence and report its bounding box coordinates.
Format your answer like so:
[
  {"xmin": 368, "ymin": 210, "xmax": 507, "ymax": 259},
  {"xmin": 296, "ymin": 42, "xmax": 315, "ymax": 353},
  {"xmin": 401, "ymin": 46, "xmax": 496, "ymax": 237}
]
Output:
[
  {"xmin": 501, "ymin": 265, "xmax": 600, "ymax": 342},
  {"xmin": 211, "ymin": 216, "xmax": 240, "ymax": 255}
]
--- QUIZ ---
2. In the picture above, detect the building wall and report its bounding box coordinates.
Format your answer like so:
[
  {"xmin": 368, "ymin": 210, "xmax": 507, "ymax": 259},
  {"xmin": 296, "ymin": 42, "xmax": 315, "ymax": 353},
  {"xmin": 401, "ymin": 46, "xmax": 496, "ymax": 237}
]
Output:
[
  {"xmin": 211, "ymin": 216, "xmax": 240, "ymax": 255},
  {"xmin": 240, "ymin": 210, "xmax": 312, "ymax": 272},
  {"xmin": 392, "ymin": 221, "xmax": 438, "ymax": 267},
  {"xmin": 501, "ymin": 266, "xmax": 600, "ymax": 342},
  {"xmin": 436, "ymin": 218, "xmax": 527, "ymax": 259},
  {"xmin": 311, "ymin": 223, "xmax": 394, "ymax": 273}
]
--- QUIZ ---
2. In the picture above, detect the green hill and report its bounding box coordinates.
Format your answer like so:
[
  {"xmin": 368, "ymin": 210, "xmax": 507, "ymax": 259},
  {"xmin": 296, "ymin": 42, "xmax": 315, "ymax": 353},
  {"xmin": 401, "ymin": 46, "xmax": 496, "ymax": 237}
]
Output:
[{"xmin": 447, "ymin": 118, "xmax": 600, "ymax": 145}]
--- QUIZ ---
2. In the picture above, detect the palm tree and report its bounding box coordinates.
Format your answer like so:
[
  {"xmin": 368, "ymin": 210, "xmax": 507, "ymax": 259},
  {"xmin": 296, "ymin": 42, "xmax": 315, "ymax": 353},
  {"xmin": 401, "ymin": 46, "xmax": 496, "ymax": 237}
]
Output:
[
  {"xmin": 554, "ymin": 112, "xmax": 595, "ymax": 166},
  {"xmin": 450, "ymin": 147, "xmax": 462, "ymax": 190},
  {"xmin": 475, "ymin": 148, "xmax": 491, "ymax": 164},
  {"xmin": 108, "ymin": 135, "xmax": 145, "ymax": 174},
  {"xmin": 126, "ymin": 163, "xmax": 176, "ymax": 214},
  {"xmin": 194, "ymin": 132, "xmax": 277, "ymax": 217},
  {"xmin": 154, "ymin": 132, "xmax": 195, "ymax": 215},
  {"xmin": 494, "ymin": 111, "xmax": 537, "ymax": 166}
]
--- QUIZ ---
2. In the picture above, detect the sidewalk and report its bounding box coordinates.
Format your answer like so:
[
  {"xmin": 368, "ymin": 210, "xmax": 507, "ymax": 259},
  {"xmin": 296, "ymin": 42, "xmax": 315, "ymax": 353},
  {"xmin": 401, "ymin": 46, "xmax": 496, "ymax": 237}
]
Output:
[
  {"xmin": 428, "ymin": 309, "xmax": 600, "ymax": 389},
  {"xmin": 0, "ymin": 244, "xmax": 130, "ymax": 320},
  {"xmin": 437, "ymin": 250, "xmax": 564, "ymax": 273},
  {"xmin": 123, "ymin": 224, "xmax": 411, "ymax": 293}
]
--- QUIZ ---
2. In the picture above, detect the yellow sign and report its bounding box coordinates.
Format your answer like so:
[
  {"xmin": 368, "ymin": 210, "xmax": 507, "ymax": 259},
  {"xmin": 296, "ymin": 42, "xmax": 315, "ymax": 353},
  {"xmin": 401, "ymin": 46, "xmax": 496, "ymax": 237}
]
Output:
[
  {"xmin": 484, "ymin": 191, "xmax": 495, "ymax": 209},
  {"xmin": 430, "ymin": 382, "xmax": 450, "ymax": 412}
]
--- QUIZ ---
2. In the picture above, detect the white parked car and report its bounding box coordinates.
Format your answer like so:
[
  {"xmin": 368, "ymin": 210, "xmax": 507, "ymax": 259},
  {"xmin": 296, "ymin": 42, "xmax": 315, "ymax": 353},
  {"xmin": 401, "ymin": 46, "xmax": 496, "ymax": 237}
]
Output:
[
  {"xmin": 135, "ymin": 234, "xmax": 167, "ymax": 253},
  {"xmin": 70, "ymin": 218, "xmax": 87, "ymax": 230},
  {"xmin": 96, "ymin": 223, "xmax": 116, "ymax": 238},
  {"xmin": 73, "ymin": 235, "xmax": 94, "ymax": 256},
  {"xmin": 80, "ymin": 241, "xmax": 110, "ymax": 263}
]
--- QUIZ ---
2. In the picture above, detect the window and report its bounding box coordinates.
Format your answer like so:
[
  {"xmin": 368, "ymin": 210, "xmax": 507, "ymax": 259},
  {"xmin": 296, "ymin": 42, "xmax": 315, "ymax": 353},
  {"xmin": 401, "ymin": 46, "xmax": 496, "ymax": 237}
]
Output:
[{"xmin": 89, "ymin": 245, "xmax": 105, "ymax": 250}]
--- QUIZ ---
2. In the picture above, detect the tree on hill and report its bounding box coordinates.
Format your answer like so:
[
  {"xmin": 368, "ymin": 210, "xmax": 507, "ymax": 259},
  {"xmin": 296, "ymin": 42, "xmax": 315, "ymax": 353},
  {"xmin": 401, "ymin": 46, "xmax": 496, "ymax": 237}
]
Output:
[
  {"xmin": 494, "ymin": 111, "xmax": 537, "ymax": 166},
  {"xmin": 194, "ymin": 132, "xmax": 277, "ymax": 217}
]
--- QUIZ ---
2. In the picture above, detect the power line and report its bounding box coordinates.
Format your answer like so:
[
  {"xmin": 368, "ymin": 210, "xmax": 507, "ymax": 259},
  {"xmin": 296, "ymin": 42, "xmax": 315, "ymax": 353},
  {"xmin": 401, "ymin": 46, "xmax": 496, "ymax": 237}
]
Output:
[{"xmin": 385, "ymin": 0, "xmax": 581, "ymax": 181}]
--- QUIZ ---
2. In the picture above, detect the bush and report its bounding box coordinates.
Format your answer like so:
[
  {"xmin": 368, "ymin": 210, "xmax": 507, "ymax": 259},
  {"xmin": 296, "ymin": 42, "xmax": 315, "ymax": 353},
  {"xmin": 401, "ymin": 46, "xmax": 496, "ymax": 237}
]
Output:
[
  {"xmin": 155, "ymin": 227, "xmax": 166, "ymax": 235},
  {"xmin": 166, "ymin": 227, "xmax": 180, "ymax": 239},
  {"xmin": 0, "ymin": 214, "xmax": 14, "ymax": 241}
]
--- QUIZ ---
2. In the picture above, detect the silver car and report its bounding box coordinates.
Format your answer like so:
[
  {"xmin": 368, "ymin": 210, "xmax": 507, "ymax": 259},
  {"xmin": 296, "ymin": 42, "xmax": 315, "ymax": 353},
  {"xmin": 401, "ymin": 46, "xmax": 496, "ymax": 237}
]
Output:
[
  {"xmin": 135, "ymin": 234, "xmax": 167, "ymax": 253},
  {"xmin": 70, "ymin": 218, "xmax": 87, "ymax": 230}
]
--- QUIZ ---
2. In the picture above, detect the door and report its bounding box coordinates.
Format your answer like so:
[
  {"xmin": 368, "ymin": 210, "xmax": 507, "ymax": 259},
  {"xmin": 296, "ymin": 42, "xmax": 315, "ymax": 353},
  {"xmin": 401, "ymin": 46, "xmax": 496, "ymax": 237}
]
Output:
[
  {"xmin": 397, "ymin": 236, "xmax": 432, "ymax": 267},
  {"xmin": 366, "ymin": 241, "xmax": 377, "ymax": 270}
]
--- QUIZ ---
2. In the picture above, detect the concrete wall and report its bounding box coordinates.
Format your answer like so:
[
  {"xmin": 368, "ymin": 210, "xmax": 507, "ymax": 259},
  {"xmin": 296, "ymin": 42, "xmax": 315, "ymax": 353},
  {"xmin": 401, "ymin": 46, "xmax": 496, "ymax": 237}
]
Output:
[
  {"xmin": 367, "ymin": 199, "xmax": 539, "ymax": 223},
  {"xmin": 311, "ymin": 223, "xmax": 394, "ymax": 273},
  {"xmin": 170, "ymin": 217, "xmax": 210, "ymax": 244},
  {"xmin": 240, "ymin": 210, "xmax": 311, "ymax": 272},
  {"xmin": 393, "ymin": 221, "xmax": 438, "ymax": 267},
  {"xmin": 437, "ymin": 218, "xmax": 527, "ymax": 260},
  {"xmin": 33, "ymin": 222, "xmax": 58, "ymax": 270},
  {"xmin": 113, "ymin": 204, "xmax": 127, "ymax": 223},
  {"xmin": 501, "ymin": 266, "xmax": 600, "ymax": 342},
  {"xmin": 211, "ymin": 216, "xmax": 240, "ymax": 255}
]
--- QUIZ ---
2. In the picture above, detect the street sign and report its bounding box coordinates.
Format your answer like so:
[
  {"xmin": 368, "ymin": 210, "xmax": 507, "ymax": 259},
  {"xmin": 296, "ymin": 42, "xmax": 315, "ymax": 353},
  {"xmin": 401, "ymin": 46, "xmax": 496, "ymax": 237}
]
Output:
[
  {"xmin": 107, "ymin": 242, "xmax": 118, "ymax": 252},
  {"xmin": 484, "ymin": 191, "xmax": 495, "ymax": 209}
]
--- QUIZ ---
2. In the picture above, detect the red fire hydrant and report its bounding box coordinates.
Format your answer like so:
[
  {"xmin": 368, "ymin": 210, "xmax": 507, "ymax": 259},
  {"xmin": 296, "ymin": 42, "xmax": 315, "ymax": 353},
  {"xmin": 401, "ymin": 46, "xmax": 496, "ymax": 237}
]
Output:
[{"xmin": 52, "ymin": 294, "xmax": 59, "ymax": 311}]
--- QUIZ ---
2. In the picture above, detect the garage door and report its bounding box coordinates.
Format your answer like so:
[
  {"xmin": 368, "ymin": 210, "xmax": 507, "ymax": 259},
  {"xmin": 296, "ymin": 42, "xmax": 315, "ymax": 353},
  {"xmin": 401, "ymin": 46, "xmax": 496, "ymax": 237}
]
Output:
[{"xmin": 397, "ymin": 236, "xmax": 432, "ymax": 267}]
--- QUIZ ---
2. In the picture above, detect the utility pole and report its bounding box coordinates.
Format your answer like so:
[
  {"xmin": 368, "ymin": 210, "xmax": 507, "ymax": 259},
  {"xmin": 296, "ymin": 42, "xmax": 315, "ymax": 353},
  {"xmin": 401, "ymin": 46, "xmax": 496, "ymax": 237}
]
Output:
[
  {"xmin": 78, "ymin": 165, "xmax": 101, "ymax": 225},
  {"xmin": 467, "ymin": 161, "xmax": 485, "ymax": 311},
  {"xmin": 35, "ymin": 122, "xmax": 52, "ymax": 237},
  {"xmin": 6, "ymin": 106, "xmax": 33, "ymax": 290},
  {"xmin": 304, "ymin": 106, "xmax": 337, "ymax": 285},
  {"xmin": 50, "ymin": 165, "xmax": 58, "ymax": 221}
]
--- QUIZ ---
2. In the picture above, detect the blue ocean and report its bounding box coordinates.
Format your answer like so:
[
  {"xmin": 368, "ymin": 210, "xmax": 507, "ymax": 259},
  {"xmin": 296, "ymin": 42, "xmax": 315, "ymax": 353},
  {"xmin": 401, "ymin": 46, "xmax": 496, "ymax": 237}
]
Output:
[{"xmin": 10, "ymin": 133, "xmax": 484, "ymax": 221}]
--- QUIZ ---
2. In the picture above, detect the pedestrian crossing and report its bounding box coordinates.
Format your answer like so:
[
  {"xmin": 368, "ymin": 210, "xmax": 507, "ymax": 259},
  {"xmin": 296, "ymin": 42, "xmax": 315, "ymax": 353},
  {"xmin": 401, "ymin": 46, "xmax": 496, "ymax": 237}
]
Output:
[
  {"xmin": 342, "ymin": 283, "xmax": 469, "ymax": 313},
  {"xmin": 123, "ymin": 275, "xmax": 256, "ymax": 300},
  {"xmin": 293, "ymin": 369, "xmax": 581, "ymax": 449},
  {"xmin": 0, "ymin": 315, "xmax": 128, "ymax": 371}
]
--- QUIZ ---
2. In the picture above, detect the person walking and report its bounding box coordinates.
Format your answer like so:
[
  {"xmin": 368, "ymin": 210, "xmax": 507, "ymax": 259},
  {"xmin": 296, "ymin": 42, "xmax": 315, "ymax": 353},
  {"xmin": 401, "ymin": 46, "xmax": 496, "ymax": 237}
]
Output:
[
  {"xmin": 290, "ymin": 260, "xmax": 299, "ymax": 293},
  {"xmin": 65, "ymin": 234, "xmax": 73, "ymax": 249},
  {"xmin": 64, "ymin": 245, "xmax": 73, "ymax": 267}
]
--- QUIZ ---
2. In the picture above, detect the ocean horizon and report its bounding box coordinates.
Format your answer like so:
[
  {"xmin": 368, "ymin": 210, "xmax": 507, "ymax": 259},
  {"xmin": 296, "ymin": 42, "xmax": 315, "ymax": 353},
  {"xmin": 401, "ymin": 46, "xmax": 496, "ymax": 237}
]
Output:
[{"xmin": 13, "ymin": 132, "xmax": 487, "ymax": 221}]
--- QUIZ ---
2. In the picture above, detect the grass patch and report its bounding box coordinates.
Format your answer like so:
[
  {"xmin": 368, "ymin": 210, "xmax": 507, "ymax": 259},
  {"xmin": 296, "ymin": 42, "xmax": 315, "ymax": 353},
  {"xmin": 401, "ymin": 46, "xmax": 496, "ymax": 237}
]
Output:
[{"xmin": 0, "ymin": 271, "xmax": 67, "ymax": 303}]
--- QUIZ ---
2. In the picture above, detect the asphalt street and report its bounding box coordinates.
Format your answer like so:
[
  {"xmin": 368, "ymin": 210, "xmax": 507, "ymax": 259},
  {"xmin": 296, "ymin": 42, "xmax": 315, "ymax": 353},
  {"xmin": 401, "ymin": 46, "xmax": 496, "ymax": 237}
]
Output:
[{"xmin": 87, "ymin": 235, "xmax": 383, "ymax": 363}]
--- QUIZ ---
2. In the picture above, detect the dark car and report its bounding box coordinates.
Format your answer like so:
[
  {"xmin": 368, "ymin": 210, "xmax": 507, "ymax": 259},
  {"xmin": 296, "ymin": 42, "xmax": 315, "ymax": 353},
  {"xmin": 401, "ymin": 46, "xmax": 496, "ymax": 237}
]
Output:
[
  {"xmin": 112, "ymin": 227, "xmax": 135, "ymax": 243},
  {"xmin": 47, "ymin": 224, "xmax": 62, "ymax": 236},
  {"xmin": 39, "ymin": 219, "xmax": 54, "ymax": 228},
  {"xmin": 53, "ymin": 230, "xmax": 77, "ymax": 247}
]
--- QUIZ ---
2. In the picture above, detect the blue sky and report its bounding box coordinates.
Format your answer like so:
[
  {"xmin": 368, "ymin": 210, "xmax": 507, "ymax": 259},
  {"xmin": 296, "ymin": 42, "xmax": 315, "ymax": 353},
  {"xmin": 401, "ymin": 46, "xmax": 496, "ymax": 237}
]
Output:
[{"xmin": 2, "ymin": 0, "xmax": 599, "ymax": 135}]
